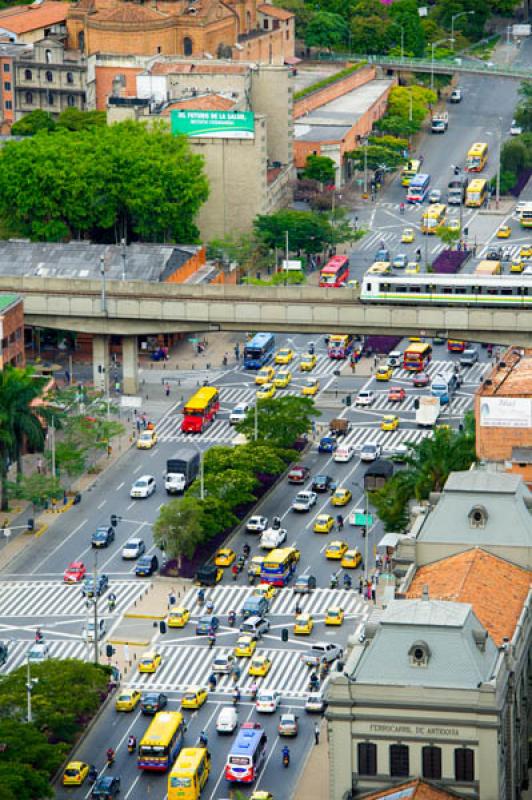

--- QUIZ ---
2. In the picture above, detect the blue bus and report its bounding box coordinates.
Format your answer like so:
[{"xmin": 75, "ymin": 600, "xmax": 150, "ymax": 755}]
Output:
[
  {"xmin": 244, "ymin": 333, "xmax": 275, "ymax": 369},
  {"xmin": 431, "ymin": 372, "xmax": 457, "ymax": 404},
  {"xmin": 406, "ymin": 173, "xmax": 431, "ymax": 203},
  {"xmin": 224, "ymin": 722, "xmax": 267, "ymax": 783}
]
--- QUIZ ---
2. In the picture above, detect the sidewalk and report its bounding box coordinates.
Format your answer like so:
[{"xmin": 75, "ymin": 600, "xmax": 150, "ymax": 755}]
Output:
[{"xmin": 294, "ymin": 720, "xmax": 329, "ymax": 800}]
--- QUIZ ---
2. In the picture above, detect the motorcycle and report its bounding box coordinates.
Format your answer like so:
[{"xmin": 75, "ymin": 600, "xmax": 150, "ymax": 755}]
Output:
[
  {"xmin": 127, "ymin": 737, "xmax": 136, "ymax": 754},
  {"xmin": 343, "ymin": 576, "xmax": 352, "ymax": 591},
  {"xmin": 308, "ymin": 675, "xmax": 320, "ymax": 692},
  {"xmin": 88, "ymin": 767, "xmax": 98, "ymax": 785},
  {"xmin": 232, "ymin": 689, "xmax": 240, "ymax": 706},
  {"xmin": 208, "ymin": 674, "xmax": 217, "ymax": 692},
  {"xmin": 282, "ymin": 748, "xmax": 290, "ymax": 768},
  {"xmin": 106, "ymin": 750, "xmax": 115, "ymax": 767},
  {"xmin": 228, "ymin": 611, "xmax": 236, "ymax": 627},
  {"xmin": 330, "ymin": 575, "xmax": 338, "ymax": 590},
  {"xmin": 250, "ymin": 683, "xmax": 258, "ymax": 701}
]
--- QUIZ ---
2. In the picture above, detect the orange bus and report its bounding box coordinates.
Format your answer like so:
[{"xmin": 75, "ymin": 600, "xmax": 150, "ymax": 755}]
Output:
[
  {"xmin": 181, "ymin": 386, "xmax": 220, "ymax": 433},
  {"xmin": 403, "ymin": 342, "xmax": 432, "ymax": 372}
]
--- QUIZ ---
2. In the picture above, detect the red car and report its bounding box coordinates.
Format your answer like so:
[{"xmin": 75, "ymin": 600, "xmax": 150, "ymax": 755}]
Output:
[
  {"xmin": 412, "ymin": 372, "xmax": 430, "ymax": 388},
  {"xmin": 388, "ymin": 387, "xmax": 406, "ymax": 402},
  {"xmin": 288, "ymin": 465, "xmax": 310, "ymax": 484},
  {"xmin": 63, "ymin": 561, "xmax": 86, "ymax": 583}
]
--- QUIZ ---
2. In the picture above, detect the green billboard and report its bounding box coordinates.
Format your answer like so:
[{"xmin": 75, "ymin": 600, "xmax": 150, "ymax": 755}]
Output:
[{"xmin": 171, "ymin": 110, "xmax": 255, "ymax": 140}]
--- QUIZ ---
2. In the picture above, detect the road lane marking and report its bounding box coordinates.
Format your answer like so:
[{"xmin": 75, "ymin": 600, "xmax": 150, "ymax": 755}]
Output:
[
  {"xmin": 29, "ymin": 519, "xmax": 88, "ymax": 575},
  {"xmin": 97, "ymin": 500, "xmax": 107, "ymax": 510},
  {"xmin": 116, "ymin": 482, "xmax": 124, "ymax": 491}
]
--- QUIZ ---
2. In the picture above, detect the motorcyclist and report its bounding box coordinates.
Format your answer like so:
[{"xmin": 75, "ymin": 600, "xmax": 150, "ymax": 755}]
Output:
[
  {"xmin": 232, "ymin": 687, "xmax": 240, "ymax": 704},
  {"xmin": 205, "ymin": 599, "xmax": 214, "ymax": 613},
  {"xmin": 309, "ymin": 671, "xmax": 319, "ymax": 690},
  {"xmin": 343, "ymin": 573, "xmax": 352, "ymax": 589},
  {"xmin": 207, "ymin": 629, "xmax": 216, "ymax": 649},
  {"xmin": 242, "ymin": 543, "xmax": 250, "ymax": 558},
  {"xmin": 282, "ymin": 745, "xmax": 290, "ymax": 766},
  {"xmin": 199, "ymin": 730, "xmax": 208, "ymax": 747},
  {"xmin": 106, "ymin": 747, "xmax": 115, "ymax": 764},
  {"xmin": 88, "ymin": 765, "xmax": 98, "ymax": 783},
  {"xmin": 228, "ymin": 610, "xmax": 236, "ymax": 626},
  {"xmin": 330, "ymin": 573, "xmax": 338, "ymax": 589},
  {"xmin": 320, "ymin": 661, "xmax": 329, "ymax": 680},
  {"xmin": 197, "ymin": 588, "xmax": 205, "ymax": 604},
  {"xmin": 127, "ymin": 735, "xmax": 136, "ymax": 751},
  {"xmin": 35, "ymin": 627, "xmax": 43, "ymax": 642},
  {"xmin": 208, "ymin": 673, "xmax": 217, "ymax": 691},
  {"xmin": 336, "ymin": 514, "xmax": 344, "ymax": 531},
  {"xmin": 272, "ymin": 516, "xmax": 281, "ymax": 530},
  {"xmin": 250, "ymin": 682, "xmax": 258, "ymax": 700},
  {"xmin": 108, "ymin": 593, "xmax": 116, "ymax": 612}
]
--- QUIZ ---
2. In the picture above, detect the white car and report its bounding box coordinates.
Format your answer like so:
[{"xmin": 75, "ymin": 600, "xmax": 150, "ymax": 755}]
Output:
[
  {"xmin": 334, "ymin": 444, "xmax": 355, "ymax": 463},
  {"xmin": 230, "ymin": 403, "xmax": 250, "ymax": 425},
  {"xmin": 428, "ymin": 189, "xmax": 442, "ymax": 204},
  {"xmin": 305, "ymin": 692, "xmax": 326, "ymax": 713},
  {"xmin": 260, "ymin": 527, "xmax": 287, "ymax": 550},
  {"xmin": 84, "ymin": 618, "xmax": 106, "ymax": 643},
  {"xmin": 291, "ymin": 491, "xmax": 317, "ymax": 512},
  {"xmin": 246, "ymin": 515, "xmax": 268, "ymax": 533},
  {"xmin": 130, "ymin": 475, "xmax": 156, "ymax": 498},
  {"xmin": 216, "ymin": 706, "xmax": 238, "ymax": 733},
  {"xmin": 211, "ymin": 653, "xmax": 235, "ymax": 674},
  {"xmin": 510, "ymin": 120, "xmax": 522, "ymax": 136},
  {"xmin": 256, "ymin": 691, "xmax": 281, "ymax": 713},
  {"xmin": 122, "ymin": 538, "xmax": 146, "ymax": 559},
  {"xmin": 360, "ymin": 443, "xmax": 382, "ymax": 462},
  {"xmin": 27, "ymin": 642, "xmax": 50, "ymax": 663},
  {"xmin": 355, "ymin": 390, "xmax": 375, "ymax": 407}
]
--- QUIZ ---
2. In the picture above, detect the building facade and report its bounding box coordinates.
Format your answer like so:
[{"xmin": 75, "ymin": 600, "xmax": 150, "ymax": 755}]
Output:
[
  {"xmin": 0, "ymin": 293, "xmax": 24, "ymax": 368},
  {"xmin": 0, "ymin": 1, "xmax": 68, "ymax": 45}
]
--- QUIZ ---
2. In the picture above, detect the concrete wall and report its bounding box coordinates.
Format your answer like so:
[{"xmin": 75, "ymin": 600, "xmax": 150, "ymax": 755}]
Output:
[
  {"xmin": 163, "ymin": 246, "xmax": 206, "ymax": 283},
  {"xmin": 293, "ymin": 64, "xmax": 376, "ymax": 119},
  {"xmin": 251, "ymin": 63, "xmax": 293, "ymax": 165},
  {"xmin": 0, "ymin": 297, "xmax": 24, "ymax": 368}
]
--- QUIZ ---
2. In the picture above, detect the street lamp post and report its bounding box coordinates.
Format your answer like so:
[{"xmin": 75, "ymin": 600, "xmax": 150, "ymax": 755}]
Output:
[
  {"xmin": 363, "ymin": 141, "xmax": 368, "ymax": 196},
  {"xmin": 399, "ymin": 25, "xmax": 405, "ymax": 60},
  {"xmin": 451, "ymin": 11, "xmax": 474, "ymax": 51},
  {"xmin": 353, "ymin": 482, "xmax": 371, "ymax": 581},
  {"xmin": 26, "ymin": 659, "xmax": 37, "ymax": 723},
  {"xmin": 100, "ymin": 254, "xmax": 107, "ymax": 314}
]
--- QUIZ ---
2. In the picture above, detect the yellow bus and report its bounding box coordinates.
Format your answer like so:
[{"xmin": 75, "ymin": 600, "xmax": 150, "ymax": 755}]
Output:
[
  {"xmin": 475, "ymin": 260, "xmax": 501, "ymax": 276},
  {"xmin": 401, "ymin": 159, "xmax": 420, "ymax": 187},
  {"xmin": 168, "ymin": 747, "xmax": 211, "ymax": 800},
  {"xmin": 465, "ymin": 179, "xmax": 488, "ymax": 207},
  {"xmin": 181, "ymin": 386, "xmax": 220, "ymax": 433},
  {"xmin": 466, "ymin": 142, "xmax": 488, "ymax": 172},
  {"xmin": 138, "ymin": 711, "xmax": 186, "ymax": 772},
  {"xmin": 421, "ymin": 203, "xmax": 446, "ymax": 234},
  {"xmin": 260, "ymin": 546, "xmax": 299, "ymax": 586}
]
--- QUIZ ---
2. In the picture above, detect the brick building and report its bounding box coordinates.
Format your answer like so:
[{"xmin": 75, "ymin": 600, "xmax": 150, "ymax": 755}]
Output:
[
  {"xmin": 0, "ymin": 293, "xmax": 24, "ymax": 369},
  {"xmin": 474, "ymin": 346, "xmax": 532, "ymax": 484},
  {"xmin": 0, "ymin": 1, "xmax": 68, "ymax": 44}
]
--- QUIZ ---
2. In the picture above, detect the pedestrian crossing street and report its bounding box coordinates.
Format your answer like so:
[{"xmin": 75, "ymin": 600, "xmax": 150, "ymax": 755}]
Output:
[
  {"xmin": 0, "ymin": 638, "xmax": 88, "ymax": 675},
  {"xmin": 0, "ymin": 580, "xmax": 146, "ymax": 618}
]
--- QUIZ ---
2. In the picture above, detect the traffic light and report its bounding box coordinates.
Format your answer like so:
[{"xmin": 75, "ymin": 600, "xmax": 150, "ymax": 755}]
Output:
[
  {"xmin": 159, "ymin": 621, "xmax": 167, "ymax": 635},
  {"xmin": 110, "ymin": 514, "xmax": 118, "ymax": 527},
  {"xmin": 281, "ymin": 628, "xmax": 289, "ymax": 643},
  {"xmin": 345, "ymin": 395, "xmax": 352, "ymax": 407},
  {"xmin": 105, "ymin": 644, "xmax": 115, "ymax": 659},
  {"xmin": 463, "ymin": 227, "xmax": 469, "ymax": 236},
  {"xmin": 27, "ymin": 518, "xmax": 34, "ymax": 532}
]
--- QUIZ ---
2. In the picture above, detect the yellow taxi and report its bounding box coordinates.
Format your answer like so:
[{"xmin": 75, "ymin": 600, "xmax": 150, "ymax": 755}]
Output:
[
  {"xmin": 137, "ymin": 428, "xmax": 157, "ymax": 449},
  {"xmin": 138, "ymin": 651, "xmax": 162, "ymax": 674},
  {"xmin": 248, "ymin": 555, "xmax": 265, "ymax": 577},
  {"xmin": 326, "ymin": 540, "xmax": 348, "ymax": 560},
  {"xmin": 115, "ymin": 688, "xmax": 141, "ymax": 712},
  {"xmin": 405, "ymin": 261, "xmax": 420, "ymax": 274},
  {"xmin": 301, "ymin": 378, "xmax": 320, "ymax": 396},
  {"xmin": 300, "ymin": 353, "xmax": 317, "ymax": 371},
  {"xmin": 510, "ymin": 260, "xmax": 524, "ymax": 273},
  {"xmin": 367, "ymin": 261, "xmax": 391, "ymax": 275},
  {"xmin": 409, "ymin": 336, "xmax": 423, "ymax": 342},
  {"xmin": 181, "ymin": 685, "xmax": 208, "ymax": 710},
  {"xmin": 256, "ymin": 383, "xmax": 277, "ymax": 400},
  {"xmin": 381, "ymin": 414, "xmax": 400, "ymax": 431},
  {"xmin": 331, "ymin": 487, "xmax": 352, "ymax": 507},
  {"xmin": 294, "ymin": 613, "xmax": 314, "ymax": 635},
  {"xmin": 251, "ymin": 793, "xmax": 274, "ymax": 800},
  {"xmin": 275, "ymin": 348, "xmax": 294, "ymax": 365},
  {"xmin": 341, "ymin": 548, "xmax": 362, "ymax": 569},
  {"xmin": 168, "ymin": 606, "xmax": 190, "ymax": 628},
  {"xmin": 497, "ymin": 224, "xmax": 512, "ymax": 239},
  {"xmin": 249, "ymin": 654, "xmax": 272, "ymax": 677},
  {"xmin": 63, "ymin": 762, "xmax": 89, "ymax": 786},
  {"xmin": 401, "ymin": 227, "xmax": 415, "ymax": 243},
  {"xmin": 325, "ymin": 607, "xmax": 345, "ymax": 626},
  {"xmin": 448, "ymin": 218, "xmax": 460, "ymax": 232},
  {"xmin": 376, "ymin": 366, "xmax": 393, "ymax": 381},
  {"xmin": 519, "ymin": 245, "xmax": 532, "ymax": 258},
  {"xmin": 214, "ymin": 548, "xmax": 236, "ymax": 567},
  {"xmin": 274, "ymin": 369, "xmax": 292, "ymax": 388},
  {"xmin": 253, "ymin": 584, "xmax": 276, "ymax": 601},
  {"xmin": 255, "ymin": 366, "xmax": 275, "ymax": 385},
  {"xmin": 314, "ymin": 514, "xmax": 335, "ymax": 534},
  {"xmin": 234, "ymin": 634, "xmax": 257, "ymax": 658}
]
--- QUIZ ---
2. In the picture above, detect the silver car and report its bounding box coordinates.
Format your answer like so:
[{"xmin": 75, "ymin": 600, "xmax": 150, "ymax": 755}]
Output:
[{"xmin": 429, "ymin": 189, "xmax": 442, "ymax": 204}]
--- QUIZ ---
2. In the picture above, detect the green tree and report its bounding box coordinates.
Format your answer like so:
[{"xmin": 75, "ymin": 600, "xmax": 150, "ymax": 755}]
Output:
[
  {"xmin": 514, "ymin": 83, "xmax": 532, "ymax": 133},
  {"xmin": 433, "ymin": 0, "xmax": 487, "ymax": 42},
  {"xmin": 56, "ymin": 108, "xmax": 106, "ymax": 131},
  {"xmin": 302, "ymin": 154, "xmax": 336, "ymax": 185},
  {"xmin": 207, "ymin": 232, "xmax": 269, "ymax": 275},
  {"xmin": 0, "ymin": 120, "xmax": 209, "ymax": 243},
  {"xmin": 254, "ymin": 209, "xmax": 337, "ymax": 254},
  {"xmin": 273, "ymin": 0, "xmax": 315, "ymax": 37},
  {"xmin": 202, "ymin": 444, "xmax": 289, "ymax": 477},
  {"xmin": 389, "ymin": 0, "xmax": 426, "ymax": 57},
  {"xmin": 349, "ymin": 16, "xmax": 393, "ymax": 54},
  {"xmin": 10, "ymin": 109, "xmax": 55, "ymax": 136},
  {"xmin": 8, "ymin": 472, "xmax": 63, "ymax": 514},
  {"xmin": 193, "ymin": 469, "xmax": 259, "ymax": 508},
  {"xmin": 368, "ymin": 134, "xmax": 408, "ymax": 152},
  {"xmin": 436, "ymin": 224, "xmax": 461, "ymax": 249},
  {"xmin": 374, "ymin": 115, "xmax": 420, "ymax": 138},
  {"xmin": 236, "ymin": 396, "xmax": 319, "ymax": 448},
  {"xmin": 153, "ymin": 496, "xmax": 205, "ymax": 566},
  {"xmin": 49, "ymin": 440, "xmax": 87, "ymax": 478},
  {"xmin": 501, "ymin": 137, "xmax": 530, "ymax": 173},
  {"xmin": 347, "ymin": 144, "xmax": 405, "ymax": 172},
  {"xmin": 304, "ymin": 11, "xmax": 348, "ymax": 50}
]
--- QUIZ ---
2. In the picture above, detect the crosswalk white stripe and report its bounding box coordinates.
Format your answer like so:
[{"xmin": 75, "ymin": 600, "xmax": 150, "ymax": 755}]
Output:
[
  {"xmin": 1, "ymin": 639, "xmax": 92, "ymax": 675},
  {"xmin": 0, "ymin": 581, "xmax": 146, "ymax": 618}
]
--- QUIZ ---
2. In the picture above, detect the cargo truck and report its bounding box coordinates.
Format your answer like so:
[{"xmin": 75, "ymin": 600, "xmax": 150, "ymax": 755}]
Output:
[
  {"xmin": 415, "ymin": 396, "xmax": 441, "ymax": 428},
  {"xmin": 164, "ymin": 447, "xmax": 200, "ymax": 494}
]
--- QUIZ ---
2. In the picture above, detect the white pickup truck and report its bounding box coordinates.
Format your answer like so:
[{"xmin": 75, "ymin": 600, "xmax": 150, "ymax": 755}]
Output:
[
  {"xmin": 260, "ymin": 527, "xmax": 287, "ymax": 550},
  {"xmin": 416, "ymin": 396, "xmax": 441, "ymax": 428},
  {"xmin": 431, "ymin": 112, "xmax": 449, "ymax": 133}
]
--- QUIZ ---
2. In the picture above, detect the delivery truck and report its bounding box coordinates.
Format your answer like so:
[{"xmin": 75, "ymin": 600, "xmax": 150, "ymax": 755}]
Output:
[
  {"xmin": 415, "ymin": 396, "xmax": 441, "ymax": 428},
  {"xmin": 431, "ymin": 112, "xmax": 449, "ymax": 133},
  {"xmin": 164, "ymin": 448, "xmax": 201, "ymax": 494}
]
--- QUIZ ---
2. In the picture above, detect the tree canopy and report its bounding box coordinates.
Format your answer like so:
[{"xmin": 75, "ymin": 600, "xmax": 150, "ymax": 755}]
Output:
[
  {"xmin": 235, "ymin": 395, "xmax": 320, "ymax": 448},
  {"xmin": 0, "ymin": 120, "xmax": 209, "ymax": 243},
  {"xmin": 253, "ymin": 209, "xmax": 349, "ymax": 254},
  {"xmin": 11, "ymin": 108, "xmax": 106, "ymax": 136},
  {"xmin": 302, "ymin": 154, "xmax": 336, "ymax": 184},
  {"xmin": 304, "ymin": 11, "xmax": 348, "ymax": 50}
]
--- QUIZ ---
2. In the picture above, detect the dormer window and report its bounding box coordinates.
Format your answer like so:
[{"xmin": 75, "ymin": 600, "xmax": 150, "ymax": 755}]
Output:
[
  {"xmin": 469, "ymin": 505, "xmax": 488, "ymax": 529},
  {"xmin": 409, "ymin": 640, "xmax": 431, "ymax": 667}
]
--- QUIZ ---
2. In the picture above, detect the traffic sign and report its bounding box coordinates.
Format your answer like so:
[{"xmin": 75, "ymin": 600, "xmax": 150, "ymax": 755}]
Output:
[{"xmin": 188, "ymin": 338, "xmax": 199, "ymax": 344}]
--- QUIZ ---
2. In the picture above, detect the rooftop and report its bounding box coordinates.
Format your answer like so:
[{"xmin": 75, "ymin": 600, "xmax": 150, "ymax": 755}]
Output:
[
  {"xmin": 477, "ymin": 347, "xmax": 532, "ymax": 397},
  {"xmin": 0, "ymin": 293, "xmax": 20, "ymax": 313},
  {"xmin": 360, "ymin": 779, "xmax": 470, "ymax": 800},
  {"xmin": 257, "ymin": 4, "xmax": 294, "ymax": 20},
  {"xmin": 92, "ymin": 4, "xmax": 166, "ymax": 23},
  {"xmin": 352, "ymin": 599, "xmax": 499, "ymax": 690},
  {"xmin": 406, "ymin": 549, "xmax": 531, "ymax": 647},
  {"xmin": 150, "ymin": 60, "xmax": 249, "ymax": 76},
  {"xmin": 0, "ymin": 1, "xmax": 68, "ymax": 34},
  {"xmin": 161, "ymin": 95, "xmax": 236, "ymax": 114}
]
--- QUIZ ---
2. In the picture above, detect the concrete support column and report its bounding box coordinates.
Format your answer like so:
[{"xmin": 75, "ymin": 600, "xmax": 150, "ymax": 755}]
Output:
[
  {"xmin": 92, "ymin": 334, "xmax": 110, "ymax": 392},
  {"xmin": 122, "ymin": 335, "xmax": 139, "ymax": 395}
]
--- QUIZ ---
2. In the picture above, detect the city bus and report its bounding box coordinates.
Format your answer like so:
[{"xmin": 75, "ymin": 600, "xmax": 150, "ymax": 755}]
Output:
[
  {"xmin": 260, "ymin": 546, "xmax": 298, "ymax": 586},
  {"xmin": 475, "ymin": 260, "xmax": 501, "ymax": 276},
  {"xmin": 138, "ymin": 711, "xmax": 186, "ymax": 772},
  {"xmin": 225, "ymin": 722, "xmax": 268, "ymax": 783},
  {"xmin": 466, "ymin": 142, "xmax": 488, "ymax": 172},
  {"xmin": 421, "ymin": 203, "xmax": 446, "ymax": 234},
  {"xmin": 401, "ymin": 159, "xmax": 421, "ymax": 187},
  {"xmin": 168, "ymin": 747, "xmax": 211, "ymax": 800},
  {"xmin": 465, "ymin": 179, "xmax": 488, "ymax": 208},
  {"xmin": 519, "ymin": 202, "xmax": 532, "ymax": 228},
  {"xmin": 181, "ymin": 386, "xmax": 220, "ymax": 433},
  {"xmin": 319, "ymin": 255, "xmax": 350, "ymax": 287},
  {"xmin": 431, "ymin": 372, "xmax": 458, "ymax": 404},
  {"xmin": 406, "ymin": 173, "xmax": 430, "ymax": 203},
  {"xmin": 243, "ymin": 332, "xmax": 276, "ymax": 369},
  {"xmin": 447, "ymin": 176, "xmax": 468, "ymax": 205},
  {"xmin": 403, "ymin": 342, "xmax": 432, "ymax": 372},
  {"xmin": 327, "ymin": 334, "xmax": 354, "ymax": 359},
  {"xmin": 447, "ymin": 339, "xmax": 466, "ymax": 353}
]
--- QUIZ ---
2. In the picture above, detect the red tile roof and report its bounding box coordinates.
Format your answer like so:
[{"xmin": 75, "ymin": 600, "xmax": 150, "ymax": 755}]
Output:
[
  {"xmin": 150, "ymin": 61, "xmax": 248, "ymax": 76},
  {"xmin": 161, "ymin": 95, "xmax": 236, "ymax": 114},
  {"xmin": 0, "ymin": 1, "xmax": 68, "ymax": 34},
  {"xmin": 258, "ymin": 3, "xmax": 294, "ymax": 19},
  {"xmin": 406, "ymin": 548, "xmax": 531, "ymax": 647},
  {"xmin": 92, "ymin": 4, "xmax": 165, "ymax": 23},
  {"xmin": 361, "ymin": 779, "xmax": 469, "ymax": 800}
]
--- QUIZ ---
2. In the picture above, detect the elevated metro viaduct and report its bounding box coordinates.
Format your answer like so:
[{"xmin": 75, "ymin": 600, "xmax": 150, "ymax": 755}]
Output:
[{"xmin": 2, "ymin": 275, "xmax": 530, "ymax": 394}]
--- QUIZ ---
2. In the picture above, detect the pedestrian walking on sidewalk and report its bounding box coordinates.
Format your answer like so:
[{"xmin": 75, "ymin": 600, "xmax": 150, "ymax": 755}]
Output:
[
  {"xmin": 36, "ymin": 457, "xmax": 43, "ymax": 474},
  {"xmin": 165, "ymin": 383, "xmax": 170, "ymax": 397},
  {"xmin": 358, "ymin": 576, "xmax": 364, "ymax": 594},
  {"xmin": 314, "ymin": 723, "xmax": 320, "ymax": 745},
  {"xmin": 372, "ymin": 584, "xmax": 376, "ymax": 604}
]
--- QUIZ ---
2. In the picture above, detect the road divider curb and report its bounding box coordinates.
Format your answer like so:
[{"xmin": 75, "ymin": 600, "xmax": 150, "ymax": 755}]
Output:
[
  {"xmin": 124, "ymin": 612, "xmax": 166, "ymax": 620},
  {"xmin": 33, "ymin": 524, "xmax": 48, "ymax": 538},
  {"xmin": 107, "ymin": 638, "xmax": 150, "ymax": 646}
]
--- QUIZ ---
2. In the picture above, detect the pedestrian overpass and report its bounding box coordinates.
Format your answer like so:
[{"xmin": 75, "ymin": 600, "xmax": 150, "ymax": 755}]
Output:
[{"xmin": 315, "ymin": 53, "xmax": 531, "ymax": 80}]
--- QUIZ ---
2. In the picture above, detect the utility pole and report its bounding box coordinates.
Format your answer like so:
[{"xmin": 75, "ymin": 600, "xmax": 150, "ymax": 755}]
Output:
[
  {"xmin": 363, "ymin": 144, "xmax": 368, "ymax": 195},
  {"xmin": 50, "ymin": 416, "xmax": 56, "ymax": 479},
  {"xmin": 364, "ymin": 490, "xmax": 369, "ymax": 581},
  {"xmin": 26, "ymin": 659, "xmax": 33, "ymax": 723},
  {"xmin": 100, "ymin": 254, "xmax": 107, "ymax": 314},
  {"xmin": 92, "ymin": 548, "xmax": 99, "ymax": 665},
  {"xmin": 285, "ymin": 230, "xmax": 289, "ymax": 265},
  {"xmin": 199, "ymin": 450, "xmax": 205, "ymax": 500},
  {"xmin": 120, "ymin": 238, "xmax": 127, "ymax": 281},
  {"xmin": 254, "ymin": 402, "xmax": 258, "ymax": 442},
  {"xmin": 495, "ymin": 117, "xmax": 502, "ymax": 210}
]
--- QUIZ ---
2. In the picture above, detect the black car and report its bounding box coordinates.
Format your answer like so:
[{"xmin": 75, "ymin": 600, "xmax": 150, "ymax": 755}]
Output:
[
  {"xmin": 91, "ymin": 526, "xmax": 115, "ymax": 548},
  {"xmin": 92, "ymin": 776, "xmax": 120, "ymax": 798},
  {"xmin": 135, "ymin": 554, "xmax": 159, "ymax": 577},
  {"xmin": 141, "ymin": 691, "xmax": 168, "ymax": 715},
  {"xmin": 311, "ymin": 474, "xmax": 335, "ymax": 493},
  {"xmin": 81, "ymin": 574, "xmax": 109, "ymax": 597}
]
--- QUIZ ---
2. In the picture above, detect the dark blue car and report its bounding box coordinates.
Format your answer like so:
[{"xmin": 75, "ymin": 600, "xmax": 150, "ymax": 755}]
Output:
[
  {"xmin": 81, "ymin": 574, "xmax": 109, "ymax": 597},
  {"xmin": 196, "ymin": 615, "xmax": 219, "ymax": 635},
  {"xmin": 92, "ymin": 776, "xmax": 120, "ymax": 798},
  {"xmin": 135, "ymin": 554, "xmax": 159, "ymax": 577},
  {"xmin": 91, "ymin": 526, "xmax": 115, "ymax": 548}
]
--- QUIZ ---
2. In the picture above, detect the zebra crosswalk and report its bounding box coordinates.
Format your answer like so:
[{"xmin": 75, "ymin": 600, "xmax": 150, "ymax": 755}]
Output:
[
  {"xmin": 0, "ymin": 580, "xmax": 146, "ymax": 618},
  {"xmin": 389, "ymin": 358, "xmax": 489, "ymax": 384},
  {"xmin": 477, "ymin": 242, "xmax": 531, "ymax": 260},
  {"xmin": 364, "ymin": 393, "xmax": 472, "ymax": 415},
  {"xmin": 0, "ymin": 638, "xmax": 89, "ymax": 675}
]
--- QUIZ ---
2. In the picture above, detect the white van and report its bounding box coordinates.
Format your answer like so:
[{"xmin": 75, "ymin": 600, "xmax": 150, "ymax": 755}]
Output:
[
  {"xmin": 387, "ymin": 351, "xmax": 402, "ymax": 367},
  {"xmin": 216, "ymin": 706, "xmax": 238, "ymax": 734},
  {"xmin": 334, "ymin": 444, "xmax": 354, "ymax": 463}
]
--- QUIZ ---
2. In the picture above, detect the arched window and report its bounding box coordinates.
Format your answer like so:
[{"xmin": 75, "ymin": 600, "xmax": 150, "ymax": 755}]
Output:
[
  {"xmin": 422, "ymin": 746, "xmax": 442, "ymax": 780},
  {"xmin": 67, "ymin": 94, "xmax": 76, "ymax": 107},
  {"xmin": 45, "ymin": 48, "xmax": 52, "ymax": 64},
  {"xmin": 25, "ymin": 91, "xmax": 33, "ymax": 104},
  {"xmin": 78, "ymin": 31, "xmax": 85, "ymax": 51},
  {"xmin": 183, "ymin": 36, "xmax": 193, "ymax": 56},
  {"xmin": 66, "ymin": 71, "xmax": 74, "ymax": 84},
  {"xmin": 45, "ymin": 70, "xmax": 53, "ymax": 82},
  {"xmin": 24, "ymin": 68, "xmax": 32, "ymax": 80},
  {"xmin": 455, "ymin": 748, "xmax": 475, "ymax": 781}
]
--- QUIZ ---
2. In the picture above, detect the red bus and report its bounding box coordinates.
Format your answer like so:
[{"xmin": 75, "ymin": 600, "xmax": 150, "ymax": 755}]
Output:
[
  {"xmin": 447, "ymin": 340, "xmax": 466, "ymax": 353},
  {"xmin": 181, "ymin": 386, "xmax": 219, "ymax": 433},
  {"xmin": 319, "ymin": 255, "xmax": 349, "ymax": 287},
  {"xmin": 403, "ymin": 342, "xmax": 432, "ymax": 372}
]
